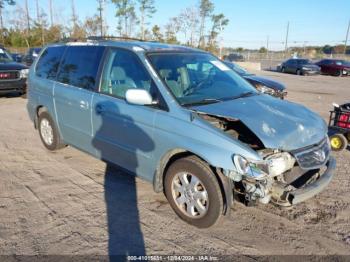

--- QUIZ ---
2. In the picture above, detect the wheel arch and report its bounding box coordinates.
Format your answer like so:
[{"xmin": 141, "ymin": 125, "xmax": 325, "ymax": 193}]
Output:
[{"xmin": 153, "ymin": 149, "xmax": 233, "ymax": 215}]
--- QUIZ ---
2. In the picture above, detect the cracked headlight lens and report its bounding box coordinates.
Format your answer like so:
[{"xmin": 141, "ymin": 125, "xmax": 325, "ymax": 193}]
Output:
[{"xmin": 233, "ymin": 155, "xmax": 267, "ymax": 180}]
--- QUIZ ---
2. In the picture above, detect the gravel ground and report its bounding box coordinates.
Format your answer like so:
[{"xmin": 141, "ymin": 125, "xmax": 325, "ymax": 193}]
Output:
[{"xmin": 0, "ymin": 72, "xmax": 349, "ymax": 258}]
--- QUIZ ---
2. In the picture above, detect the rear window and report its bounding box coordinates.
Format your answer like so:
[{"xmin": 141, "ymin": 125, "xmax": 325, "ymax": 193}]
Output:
[
  {"xmin": 57, "ymin": 46, "xmax": 105, "ymax": 90},
  {"xmin": 35, "ymin": 46, "xmax": 66, "ymax": 80}
]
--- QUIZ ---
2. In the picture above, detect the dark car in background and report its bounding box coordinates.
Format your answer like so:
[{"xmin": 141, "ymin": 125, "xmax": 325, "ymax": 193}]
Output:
[
  {"xmin": 223, "ymin": 53, "xmax": 244, "ymax": 62},
  {"xmin": 279, "ymin": 58, "xmax": 320, "ymax": 75},
  {"xmin": 11, "ymin": 53, "xmax": 23, "ymax": 63},
  {"xmin": 316, "ymin": 59, "xmax": 350, "ymax": 76},
  {"xmin": 0, "ymin": 47, "xmax": 28, "ymax": 96},
  {"xmin": 224, "ymin": 61, "xmax": 287, "ymax": 99},
  {"xmin": 23, "ymin": 47, "xmax": 42, "ymax": 66}
]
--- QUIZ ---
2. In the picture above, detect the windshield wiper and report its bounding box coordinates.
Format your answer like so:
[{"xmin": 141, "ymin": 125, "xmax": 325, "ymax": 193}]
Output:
[
  {"xmin": 228, "ymin": 91, "xmax": 256, "ymax": 100},
  {"xmin": 182, "ymin": 98, "xmax": 223, "ymax": 107}
]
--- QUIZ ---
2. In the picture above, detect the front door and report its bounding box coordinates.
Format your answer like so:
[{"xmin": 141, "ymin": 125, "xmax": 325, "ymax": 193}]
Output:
[{"xmin": 91, "ymin": 48, "xmax": 161, "ymax": 180}]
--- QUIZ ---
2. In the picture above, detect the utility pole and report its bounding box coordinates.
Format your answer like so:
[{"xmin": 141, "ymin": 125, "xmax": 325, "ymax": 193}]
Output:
[
  {"xmin": 266, "ymin": 35, "xmax": 269, "ymax": 59},
  {"xmin": 25, "ymin": 0, "xmax": 31, "ymax": 33},
  {"xmin": 98, "ymin": 0, "xmax": 104, "ymax": 37},
  {"xmin": 284, "ymin": 21, "xmax": 289, "ymax": 58},
  {"xmin": 219, "ymin": 18, "xmax": 224, "ymax": 59},
  {"xmin": 0, "ymin": 7, "xmax": 3, "ymax": 44},
  {"xmin": 344, "ymin": 19, "xmax": 350, "ymax": 55},
  {"xmin": 71, "ymin": 0, "xmax": 77, "ymax": 30},
  {"xmin": 49, "ymin": 0, "xmax": 54, "ymax": 27},
  {"xmin": 36, "ymin": 0, "xmax": 40, "ymax": 21},
  {"xmin": 303, "ymin": 41, "xmax": 308, "ymax": 56}
]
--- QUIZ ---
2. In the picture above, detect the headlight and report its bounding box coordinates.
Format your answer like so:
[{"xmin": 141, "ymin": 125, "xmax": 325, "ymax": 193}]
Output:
[
  {"xmin": 20, "ymin": 69, "xmax": 29, "ymax": 79},
  {"xmin": 265, "ymin": 152, "xmax": 295, "ymax": 177},
  {"xmin": 233, "ymin": 152, "xmax": 295, "ymax": 180},
  {"xmin": 255, "ymin": 84, "xmax": 275, "ymax": 95},
  {"xmin": 233, "ymin": 155, "xmax": 267, "ymax": 180}
]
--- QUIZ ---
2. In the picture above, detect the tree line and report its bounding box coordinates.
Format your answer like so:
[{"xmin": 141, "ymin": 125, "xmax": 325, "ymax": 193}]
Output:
[{"xmin": 0, "ymin": 0, "xmax": 229, "ymax": 54}]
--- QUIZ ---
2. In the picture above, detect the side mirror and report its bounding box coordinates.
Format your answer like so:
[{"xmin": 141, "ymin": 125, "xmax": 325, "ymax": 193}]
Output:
[{"xmin": 125, "ymin": 89, "xmax": 156, "ymax": 106}]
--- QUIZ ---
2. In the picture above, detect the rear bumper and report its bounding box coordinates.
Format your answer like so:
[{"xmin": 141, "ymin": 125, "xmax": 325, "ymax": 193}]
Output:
[
  {"xmin": 286, "ymin": 156, "xmax": 336, "ymax": 205},
  {"xmin": 0, "ymin": 79, "xmax": 27, "ymax": 94}
]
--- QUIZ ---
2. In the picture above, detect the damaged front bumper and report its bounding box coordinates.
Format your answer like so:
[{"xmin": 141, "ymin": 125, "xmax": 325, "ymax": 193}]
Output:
[{"xmin": 285, "ymin": 156, "xmax": 336, "ymax": 205}]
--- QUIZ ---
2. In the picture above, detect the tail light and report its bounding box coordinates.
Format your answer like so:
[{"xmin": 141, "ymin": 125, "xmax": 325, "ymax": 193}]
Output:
[{"xmin": 337, "ymin": 113, "xmax": 350, "ymax": 128}]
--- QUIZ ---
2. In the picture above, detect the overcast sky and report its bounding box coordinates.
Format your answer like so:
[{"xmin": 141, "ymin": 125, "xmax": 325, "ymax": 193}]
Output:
[{"xmin": 4, "ymin": 0, "xmax": 350, "ymax": 50}]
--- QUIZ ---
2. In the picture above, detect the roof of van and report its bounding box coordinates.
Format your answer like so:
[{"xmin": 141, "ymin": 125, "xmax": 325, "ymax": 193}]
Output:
[{"xmin": 53, "ymin": 40, "xmax": 204, "ymax": 53}]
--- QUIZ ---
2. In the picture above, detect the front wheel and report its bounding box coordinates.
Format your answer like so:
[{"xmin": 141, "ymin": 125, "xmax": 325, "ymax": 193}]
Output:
[
  {"xmin": 296, "ymin": 69, "xmax": 302, "ymax": 75},
  {"xmin": 335, "ymin": 70, "xmax": 342, "ymax": 77},
  {"xmin": 164, "ymin": 156, "xmax": 224, "ymax": 228},
  {"xmin": 38, "ymin": 111, "xmax": 65, "ymax": 151}
]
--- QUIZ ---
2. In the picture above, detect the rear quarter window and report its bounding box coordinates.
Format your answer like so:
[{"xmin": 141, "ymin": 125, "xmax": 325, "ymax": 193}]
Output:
[
  {"xmin": 57, "ymin": 46, "xmax": 105, "ymax": 90},
  {"xmin": 35, "ymin": 46, "xmax": 66, "ymax": 80}
]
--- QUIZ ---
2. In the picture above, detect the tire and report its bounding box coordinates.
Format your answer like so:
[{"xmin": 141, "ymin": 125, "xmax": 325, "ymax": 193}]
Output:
[
  {"xmin": 164, "ymin": 156, "xmax": 224, "ymax": 228},
  {"xmin": 38, "ymin": 111, "xmax": 65, "ymax": 151},
  {"xmin": 330, "ymin": 134, "xmax": 348, "ymax": 152},
  {"xmin": 335, "ymin": 70, "xmax": 342, "ymax": 77},
  {"xmin": 296, "ymin": 69, "xmax": 302, "ymax": 76},
  {"xmin": 281, "ymin": 67, "xmax": 285, "ymax": 73}
]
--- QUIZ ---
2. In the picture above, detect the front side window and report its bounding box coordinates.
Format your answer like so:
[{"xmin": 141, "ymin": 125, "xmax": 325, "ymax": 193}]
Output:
[
  {"xmin": 147, "ymin": 52, "xmax": 257, "ymax": 106},
  {"xmin": 35, "ymin": 46, "xmax": 66, "ymax": 80},
  {"xmin": 100, "ymin": 48, "xmax": 157, "ymax": 99},
  {"xmin": 57, "ymin": 46, "xmax": 105, "ymax": 90}
]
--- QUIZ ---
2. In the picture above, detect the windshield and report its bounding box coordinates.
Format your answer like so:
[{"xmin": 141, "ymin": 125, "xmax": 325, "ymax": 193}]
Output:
[
  {"xmin": 0, "ymin": 49, "xmax": 13, "ymax": 62},
  {"xmin": 297, "ymin": 59, "xmax": 310, "ymax": 65},
  {"xmin": 335, "ymin": 60, "xmax": 350, "ymax": 66},
  {"xmin": 147, "ymin": 52, "xmax": 257, "ymax": 106}
]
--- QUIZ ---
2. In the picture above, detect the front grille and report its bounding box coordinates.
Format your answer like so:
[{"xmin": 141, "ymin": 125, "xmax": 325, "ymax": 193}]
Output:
[
  {"xmin": 293, "ymin": 138, "xmax": 330, "ymax": 170},
  {"xmin": 0, "ymin": 70, "xmax": 20, "ymax": 81}
]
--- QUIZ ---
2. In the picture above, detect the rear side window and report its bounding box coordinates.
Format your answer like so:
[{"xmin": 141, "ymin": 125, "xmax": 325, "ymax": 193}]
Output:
[
  {"xmin": 35, "ymin": 46, "xmax": 66, "ymax": 80},
  {"xmin": 57, "ymin": 46, "xmax": 105, "ymax": 90}
]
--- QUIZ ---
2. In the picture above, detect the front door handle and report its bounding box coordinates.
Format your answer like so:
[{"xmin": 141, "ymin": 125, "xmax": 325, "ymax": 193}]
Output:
[{"xmin": 96, "ymin": 104, "xmax": 106, "ymax": 114}]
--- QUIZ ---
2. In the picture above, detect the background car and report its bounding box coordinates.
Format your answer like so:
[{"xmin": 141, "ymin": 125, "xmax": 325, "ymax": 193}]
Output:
[
  {"xmin": 10, "ymin": 53, "xmax": 23, "ymax": 63},
  {"xmin": 316, "ymin": 59, "xmax": 350, "ymax": 76},
  {"xmin": 279, "ymin": 58, "xmax": 320, "ymax": 75},
  {"xmin": 23, "ymin": 47, "xmax": 42, "ymax": 66},
  {"xmin": 0, "ymin": 47, "xmax": 28, "ymax": 96},
  {"xmin": 223, "ymin": 53, "xmax": 244, "ymax": 62},
  {"xmin": 224, "ymin": 61, "xmax": 287, "ymax": 99}
]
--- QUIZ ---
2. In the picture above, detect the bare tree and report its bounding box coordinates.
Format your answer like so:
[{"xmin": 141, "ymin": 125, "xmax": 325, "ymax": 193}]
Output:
[
  {"xmin": 137, "ymin": 0, "xmax": 156, "ymax": 40},
  {"xmin": 164, "ymin": 17, "xmax": 181, "ymax": 44},
  {"xmin": 0, "ymin": 0, "xmax": 16, "ymax": 43},
  {"xmin": 179, "ymin": 7, "xmax": 199, "ymax": 46},
  {"xmin": 198, "ymin": 0, "xmax": 213, "ymax": 47}
]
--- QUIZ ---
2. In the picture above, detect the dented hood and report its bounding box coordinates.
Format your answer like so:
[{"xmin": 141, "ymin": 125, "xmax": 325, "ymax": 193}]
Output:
[{"xmin": 191, "ymin": 94, "xmax": 327, "ymax": 151}]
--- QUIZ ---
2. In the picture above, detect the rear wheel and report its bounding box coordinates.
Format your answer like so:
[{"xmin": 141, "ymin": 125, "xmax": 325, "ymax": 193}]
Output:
[
  {"xmin": 330, "ymin": 134, "xmax": 347, "ymax": 151},
  {"xmin": 38, "ymin": 111, "xmax": 65, "ymax": 151},
  {"xmin": 164, "ymin": 156, "xmax": 224, "ymax": 228},
  {"xmin": 281, "ymin": 67, "xmax": 286, "ymax": 73}
]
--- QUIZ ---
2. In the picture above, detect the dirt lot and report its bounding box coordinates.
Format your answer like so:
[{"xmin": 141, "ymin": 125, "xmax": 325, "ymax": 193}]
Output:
[{"xmin": 0, "ymin": 72, "xmax": 349, "ymax": 257}]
